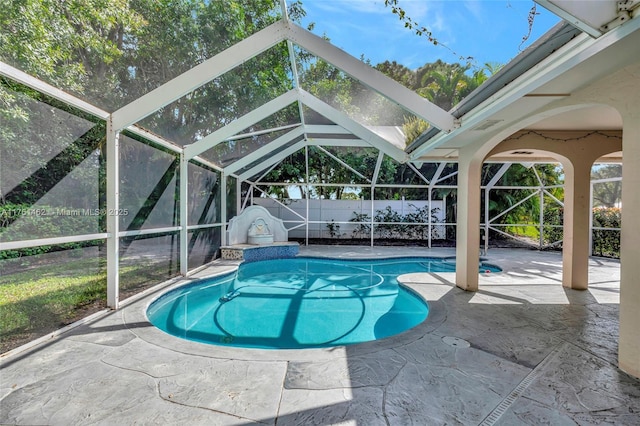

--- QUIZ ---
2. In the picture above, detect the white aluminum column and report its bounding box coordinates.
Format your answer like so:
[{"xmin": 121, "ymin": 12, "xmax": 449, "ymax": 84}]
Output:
[
  {"xmin": 106, "ymin": 120, "xmax": 120, "ymax": 308},
  {"xmin": 305, "ymin": 146, "xmax": 310, "ymax": 245},
  {"xmin": 221, "ymin": 171, "xmax": 227, "ymax": 246},
  {"xmin": 180, "ymin": 153, "xmax": 189, "ymax": 275},
  {"xmin": 236, "ymin": 176, "xmax": 242, "ymax": 217}
]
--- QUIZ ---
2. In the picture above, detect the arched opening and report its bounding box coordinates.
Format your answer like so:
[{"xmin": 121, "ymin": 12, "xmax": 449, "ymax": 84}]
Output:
[{"xmin": 455, "ymin": 104, "xmax": 623, "ymax": 293}]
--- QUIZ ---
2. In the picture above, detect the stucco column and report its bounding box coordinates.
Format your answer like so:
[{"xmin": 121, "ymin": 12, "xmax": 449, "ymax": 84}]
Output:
[
  {"xmin": 619, "ymin": 113, "xmax": 640, "ymax": 378},
  {"xmin": 561, "ymin": 159, "xmax": 592, "ymax": 290},
  {"xmin": 455, "ymin": 147, "xmax": 482, "ymax": 291}
]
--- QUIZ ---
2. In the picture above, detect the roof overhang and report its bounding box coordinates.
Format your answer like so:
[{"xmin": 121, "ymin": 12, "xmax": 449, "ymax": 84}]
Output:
[
  {"xmin": 535, "ymin": 0, "xmax": 640, "ymax": 38},
  {"xmin": 408, "ymin": 8, "xmax": 640, "ymax": 162}
]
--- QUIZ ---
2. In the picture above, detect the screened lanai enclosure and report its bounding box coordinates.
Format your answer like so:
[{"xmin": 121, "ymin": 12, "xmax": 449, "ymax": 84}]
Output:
[{"xmin": 1, "ymin": 0, "xmax": 639, "ymax": 378}]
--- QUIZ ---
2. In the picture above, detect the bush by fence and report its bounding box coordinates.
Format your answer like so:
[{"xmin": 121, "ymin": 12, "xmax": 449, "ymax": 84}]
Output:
[
  {"xmin": 347, "ymin": 205, "xmax": 442, "ymax": 240},
  {"xmin": 592, "ymin": 207, "xmax": 621, "ymax": 258},
  {"xmin": 542, "ymin": 206, "xmax": 620, "ymax": 258}
]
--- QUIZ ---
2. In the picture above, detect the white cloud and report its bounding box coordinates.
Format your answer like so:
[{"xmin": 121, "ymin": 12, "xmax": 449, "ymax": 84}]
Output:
[{"xmin": 462, "ymin": 0, "xmax": 486, "ymax": 23}]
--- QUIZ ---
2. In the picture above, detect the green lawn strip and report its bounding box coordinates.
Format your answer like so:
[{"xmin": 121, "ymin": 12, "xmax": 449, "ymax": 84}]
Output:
[
  {"xmin": 0, "ymin": 258, "xmax": 106, "ymax": 339},
  {"xmin": 505, "ymin": 223, "xmax": 540, "ymax": 239},
  {"xmin": 119, "ymin": 259, "xmax": 179, "ymax": 295},
  {"xmin": 0, "ymin": 257, "xmax": 179, "ymax": 350}
]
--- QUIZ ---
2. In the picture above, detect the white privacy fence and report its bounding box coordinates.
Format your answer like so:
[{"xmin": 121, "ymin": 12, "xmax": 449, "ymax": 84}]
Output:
[
  {"xmin": 237, "ymin": 162, "xmax": 622, "ymax": 256},
  {"xmin": 252, "ymin": 197, "xmax": 446, "ymax": 241}
]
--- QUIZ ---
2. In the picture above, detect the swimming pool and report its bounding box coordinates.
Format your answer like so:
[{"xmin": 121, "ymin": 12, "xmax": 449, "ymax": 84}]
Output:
[{"xmin": 147, "ymin": 257, "xmax": 500, "ymax": 349}]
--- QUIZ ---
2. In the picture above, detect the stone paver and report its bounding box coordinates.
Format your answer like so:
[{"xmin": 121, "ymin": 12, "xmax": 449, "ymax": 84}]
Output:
[{"xmin": 1, "ymin": 247, "xmax": 638, "ymax": 425}]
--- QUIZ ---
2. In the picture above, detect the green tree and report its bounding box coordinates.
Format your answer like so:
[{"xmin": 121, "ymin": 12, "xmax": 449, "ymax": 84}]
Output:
[
  {"xmin": 0, "ymin": 0, "xmax": 145, "ymax": 105},
  {"xmin": 418, "ymin": 65, "xmax": 472, "ymax": 111},
  {"xmin": 483, "ymin": 163, "xmax": 564, "ymax": 241},
  {"xmin": 1, "ymin": 0, "xmax": 304, "ymax": 221},
  {"xmin": 591, "ymin": 164, "xmax": 622, "ymax": 208},
  {"xmin": 375, "ymin": 60, "xmax": 416, "ymax": 89}
]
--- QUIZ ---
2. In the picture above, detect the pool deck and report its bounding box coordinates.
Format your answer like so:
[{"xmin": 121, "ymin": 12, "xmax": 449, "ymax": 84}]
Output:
[{"xmin": 1, "ymin": 246, "xmax": 639, "ymax": 425}]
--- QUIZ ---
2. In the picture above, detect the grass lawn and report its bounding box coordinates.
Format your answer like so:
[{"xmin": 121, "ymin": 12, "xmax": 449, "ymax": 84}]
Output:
[
  {"xmin": 504, "ymin": 223, "xmax": 541, "ymax": 239},
  {"xmin": 0, "ymin": 252, "xmax": 179, "ymax": 353}
]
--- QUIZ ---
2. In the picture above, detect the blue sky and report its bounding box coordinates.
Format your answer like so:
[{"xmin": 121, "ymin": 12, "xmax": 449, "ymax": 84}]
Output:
[{"xmin": 297, "ymin": 0, "xmax": 561, "ymax": 71}]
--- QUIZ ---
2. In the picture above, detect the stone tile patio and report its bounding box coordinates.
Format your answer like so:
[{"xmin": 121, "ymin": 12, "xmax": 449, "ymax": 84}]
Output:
[{"xmin": 1, "ymin": 247, "xmax": 638, "ymax": 425}]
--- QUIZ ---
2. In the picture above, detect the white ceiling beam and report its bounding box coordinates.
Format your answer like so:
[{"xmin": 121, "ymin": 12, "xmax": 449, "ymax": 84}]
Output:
[
  {"xmin": 183, "ymin": 89, "xmax": 298, "ymax": 160},
  {"xmin": 238, "ymin": 140, "xmax": 306, "ymax": 181},
  {"xmin": 227, "ymin": 122, "xmax": 300, "ymax": 141},
  {"xmin": 305, "ymin": 138, "xmax": 370, "ymax": 147},
  {"xmin": 191, "ymin": 155, "xmax": 225, "ymax": 173},
  {"xmin": 304, "ymin": 125, "xmax": 351, "ymax": 134},
  {"xmin": 298, "ymin": 89, "xmax": 409, "ymax": 163},
  {"xmin": 535, "ymin": 0, "xmax": 603, "ymax": 38},
  {"xmin": 224, "ymin": 126, "xmax": 304, "ymax": 174},
  {"xmin": 124, "ymin": 125, "xmax": 182, "ymax": 154},
  {"xmin": 285, "ymin": 22, "xmax": 456, "ymax": 132},
  {"xmin": 0, "ymin": 61, "xmax": 109, "ymax": 119},
  {"xmin": 306, "ymin": 125, "xmax": 373, "ymax": 145},
  {"xmin": 111, "ymin": 20, "xmax": 289, "ymax": 130},
  {"xmin": 122, "ymin": 125, "xmax": 223, "ymax": 172}
]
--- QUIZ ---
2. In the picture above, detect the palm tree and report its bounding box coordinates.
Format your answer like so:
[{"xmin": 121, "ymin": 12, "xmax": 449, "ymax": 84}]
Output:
[{"xmin": 417, "ymin": 66, "xmax": 470, "ymax": 111}]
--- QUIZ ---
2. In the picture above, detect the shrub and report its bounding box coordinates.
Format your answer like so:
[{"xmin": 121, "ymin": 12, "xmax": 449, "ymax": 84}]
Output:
[
  {"xmin": 592, "ymin": 207, "xmax": 620, "ymax": 258},
  {"xmin": 347, "ymin": 206, "xmax": 441, "ymax": 240},
  {"xmin": 325, "ymin": 220, "xmax": 342, "ymax": 238},
  {"xmin": 350, "ymin": 212, "xmax": 371, "ymax": 238},
  {"xmin": 542, "ymin": 206, "xmax": 563, "ymax": 247}
]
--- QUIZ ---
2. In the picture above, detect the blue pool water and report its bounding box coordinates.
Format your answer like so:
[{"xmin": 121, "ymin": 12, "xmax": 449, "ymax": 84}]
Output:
[{"xmin": 147, "ymin": 257, "xmax": 500, "ymax": 349}]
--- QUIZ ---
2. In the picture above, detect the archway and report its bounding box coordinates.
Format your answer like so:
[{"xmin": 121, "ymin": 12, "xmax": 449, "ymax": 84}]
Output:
[
  {"xmin": 488, "ymin": 129, "xmax": 622, "ymax": 290},
  {"xmin": 455, "ymin": 104, "xmax": 622, "ymax": 292}
]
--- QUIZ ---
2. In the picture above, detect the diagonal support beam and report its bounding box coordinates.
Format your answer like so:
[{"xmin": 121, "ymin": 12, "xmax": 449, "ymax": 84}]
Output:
[
  {"xmin": 429, "ymin": 162, "xmax": 447, "ymax": 190},
  {"xmin": 485, "ymin": 163, "xmax": 512, "ymax": 190},
  {"xmin": 316, "ymin": 145, "xmax": 370, "ymax": 183},
  {"xmin": 286, "ymin": 22, "xmax": 455, "ymax": 132},
  {"xmin": 183, "ymin": 89, "xmax": 298, "ymax": 160},
  {"xmin": 0, "ymin": 62, "xmax": 110, "ymax": 119},
  {"xmin": 371, "ymin": 151, "xmax": 385, "ymax": 187},
  {"xmin": 111, "ymin": 20, "xmax": 289, "ymax": 130},
  {"xmin": 224, "ymin": 126, "xmax": 304, "ymax": 174},
  {"xmin": 238, "ymin": 140, "xmax": 306, "ymax": 181},
  {"xmin": 298, "ymin": 89, "xmax": 409, "ymax": 163}
]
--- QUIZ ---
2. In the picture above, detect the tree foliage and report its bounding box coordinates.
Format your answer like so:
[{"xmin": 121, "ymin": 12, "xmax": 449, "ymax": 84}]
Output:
[
  {"xmin": 483, "ymin": 163, "xmax": 564, "ymax": 227},
  {"xmin": 1, "ymin": 1, "xmax": 300, "ymax": 246},
  {"xmin": 2, "ymin": 1, "xmax": 566, "ymax": 250},
  {"xmin": 376, "ymin": 59, "xmax": 500, "ymax": 115},
  {"xmin": 591, "ymin": 164, "xmax": 622, "ymax": 208}
]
